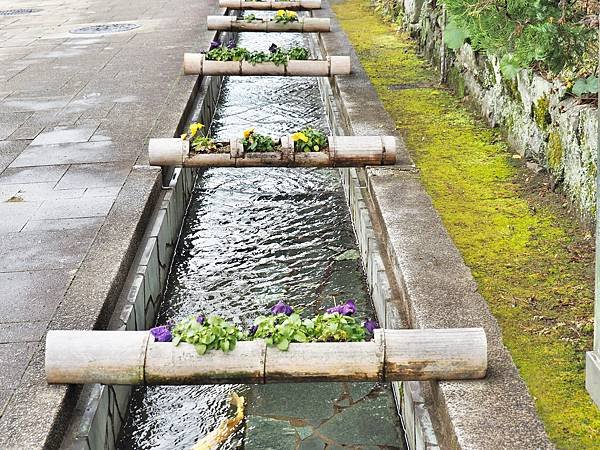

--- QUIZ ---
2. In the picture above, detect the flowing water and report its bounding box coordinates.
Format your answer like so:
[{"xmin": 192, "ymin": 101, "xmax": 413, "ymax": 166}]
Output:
[{"xmin": 119, "ymin": 16, "xmax": 404, "ymax": 450}]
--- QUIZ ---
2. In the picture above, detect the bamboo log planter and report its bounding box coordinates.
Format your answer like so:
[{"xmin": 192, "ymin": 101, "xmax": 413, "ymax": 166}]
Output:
[
  {"xmin": 207, "ymin": 16, "xmax": 331, "ymax": 33},
  {"xmin": 45, "ymin": 328, "xmax": 487, "ymax": 385},
  {"xmin": 183, "ymin": 54, "xmax": 350, "ymax": 76},
  {"xmin": 148, "ymin": 135, "xmax": 396, "ymax": 167},
  {"xmin": 219, "ymin": 0, "xmax": 322, "ymax": 10}
]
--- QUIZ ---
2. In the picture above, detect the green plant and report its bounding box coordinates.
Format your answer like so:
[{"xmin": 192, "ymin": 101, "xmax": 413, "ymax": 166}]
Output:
[
  {"xmin": 274, "ymin": 9, "xmax": 299, "ymax": 24},
  {"xmin": 181, "ymin": 122, "xmax": 219, "ymax": 153},
  {"xmin": 291, "ymin": 127, "xmax": 328, "ymax": 152},
  {"xmin": 172, "ymin": 315, "xmax": 244, "ymax": 355},
  {"xmin": 150, "ymin": 300, "xmax": 378, "ymax": 353},
  {"xmin": 252, "ymin": 313, "xmax": 312, "ymax": 350},
  {"xmin": 287, "ymin": 47, "xmax": 309, "ymax": 61},
  {"xmin": 312, "ymin": 313, "xmax": 366, "ymax": 343},
  {"xmin": 442, "ymin": 0, "xmax": 597, "ymax": 78},
  {"xmin": 572, "ymin": 75, "xmax": 598, "ymax": 97},
  {"xmin": 206, "ymin": 44, "xmax": 310, "ymax": 66},
  {"xmin": 241, "ymin": 128, "xmax": 276, "ymax": 152},
  {"xmin": 244, "ymin": 13, "xmax": 257, "ymax": 22},
  {"xmin": 206, "ymin": 45, "xmax": 249, "ymax": 61}
]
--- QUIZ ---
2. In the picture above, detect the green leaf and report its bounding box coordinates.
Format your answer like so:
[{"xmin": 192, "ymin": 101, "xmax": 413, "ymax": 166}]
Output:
[
  {"xmin": 195, "ymin": 344, "xmax": 207, "ymax": 355},
  {"xmin": 499, "ymin": 55, "xmax": 521, "ymax": 80},
  {"xmin": 572, "ymin": 76, "xmax": 598, "ymax": 96},
  {"xmin": 444, "ymin": 18, "xmax": 468, "ymax": 50},
  {"xmin": 276, "ymin": 338, "xmax": 290, "ymax": 351},
  {"xmin": 335, "ymin": 249, "xmax": 360, "ymax": 261},
  {"xmin": 220, "ymin": 339, "xmax": 230, "ymax": 352}
]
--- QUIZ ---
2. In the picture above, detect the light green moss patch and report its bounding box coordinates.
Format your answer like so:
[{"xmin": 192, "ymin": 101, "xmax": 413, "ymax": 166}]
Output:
[
  {"xmin": 332, "ymin": 1, "xmax": 600, "ymax": 448},
  {"xmin": 547, "ymin": 131, "xmax": 564, "ymax": 175},
  {"xmin": 534, "ymin": 95, "xmax": 552, "ymax": 131}
]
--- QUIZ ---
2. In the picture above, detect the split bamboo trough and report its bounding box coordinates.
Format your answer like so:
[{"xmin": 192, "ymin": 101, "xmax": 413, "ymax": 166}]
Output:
[
  {"xmin": 219, "ymin": 0, "xmax": 322, "ymax": 10},
  {"xmin": 148, "ymin": 135, "xmax": 397, "ymax": 167},
  {"xmin": 183, "ymin": 54, "xmax": 351, "ymax": 76},
  {"xmin": 207, "ymin": 16, "xmax": 330, "ymax": 32},
  {"xmin": 45, "ymin": 328, "xmax": 487, "ymax": 385}
]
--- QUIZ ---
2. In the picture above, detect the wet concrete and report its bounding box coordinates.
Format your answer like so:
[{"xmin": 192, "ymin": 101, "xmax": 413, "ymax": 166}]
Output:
[{"xmin": 0, "ymin": 0, "xmax": 221, "ymax": 447}]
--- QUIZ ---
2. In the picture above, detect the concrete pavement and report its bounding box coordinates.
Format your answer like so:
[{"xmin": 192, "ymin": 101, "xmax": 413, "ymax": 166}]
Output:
[{"xmin": 0, "ymin": 0, "xmax": 218, "ymax": 447}]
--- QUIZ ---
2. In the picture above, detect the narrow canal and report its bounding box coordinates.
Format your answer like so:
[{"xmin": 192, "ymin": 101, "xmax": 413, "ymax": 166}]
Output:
[{"xmin": 118, "ymin": 13, "xmax": 404, "ymax": 450}]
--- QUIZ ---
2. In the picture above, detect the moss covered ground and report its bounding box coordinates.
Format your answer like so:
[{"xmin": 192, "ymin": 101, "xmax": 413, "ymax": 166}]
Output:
[{"xmin": 331, "ymin": 0, "xmax": 600, "ymax": 447}]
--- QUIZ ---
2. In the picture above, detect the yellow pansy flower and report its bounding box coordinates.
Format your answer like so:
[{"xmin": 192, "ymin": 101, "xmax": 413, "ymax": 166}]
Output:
[
  {"xmin": 243, "ymin": 128, "xmax": 255, "ymax": 139},
  {"xmin": 189, "ymin": 123, "xmax": 204, "ymax": 137},
  {"xmin": 181, "ymin": 133, "xmax": 188, "ymax": 140},
  {"xmin": 291, "ymin": 132, "xmax": 309, "ymax": 143},
  {"xmin": 276, "ymin": 9, "xmax": 285, "ymax": 16}
]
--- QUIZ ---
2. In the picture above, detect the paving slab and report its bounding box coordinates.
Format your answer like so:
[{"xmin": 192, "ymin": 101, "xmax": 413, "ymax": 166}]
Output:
[
  {"xmin": 0, "ymin": 164, "xmax": 69, "ymax": 184},
  {"xmin": 55, "ymin": 162, "xmax": 131, "ymax": 190},
  {"xmin": 0, "ymin": 0, "xmax": 219, "ymax": 445}
]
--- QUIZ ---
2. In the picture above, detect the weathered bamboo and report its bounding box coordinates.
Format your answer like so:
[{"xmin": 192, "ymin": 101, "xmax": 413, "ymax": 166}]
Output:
[
  {"xmin": 265, "ymin": 332, "xmax": 384, "ymax": 382},
  {"xmin": 45, "ymin": 328, "xmax": 487, "ymax": 385},
  {"xmin": 146, "ymin": 340, "xmax": 266, "ymax": 384},
  {"xmin": 183, "ymin": 53, "xmax": 350, "ymax": 76},
  {"xmin": 148, "ymin": 135, "xmax": 397, "ymax": 167},
  {"xmin": 207, "ymin": 16, "xmax": 331, "ymax": 32},
  {"xmin": 384, "ymin": 328, "xmax": 488, "ymax": 381},
  {"xmin": 219, "ymin": 0, "xmax": 322, "ymax": 10},
  {"xmin": 45, "ymin": 331, "xmax": 149, "ymax": 385}
]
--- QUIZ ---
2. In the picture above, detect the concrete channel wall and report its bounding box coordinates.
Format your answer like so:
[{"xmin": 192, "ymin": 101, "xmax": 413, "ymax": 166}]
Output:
[{"xmin": 378, "ymin": 0, "xmax": 598, "ymax": 221}]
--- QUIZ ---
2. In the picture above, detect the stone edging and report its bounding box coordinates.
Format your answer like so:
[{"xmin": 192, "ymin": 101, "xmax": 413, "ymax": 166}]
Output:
[{"xmin": 320, "ymin": 0, "xmax": 554, "ymax": 448}]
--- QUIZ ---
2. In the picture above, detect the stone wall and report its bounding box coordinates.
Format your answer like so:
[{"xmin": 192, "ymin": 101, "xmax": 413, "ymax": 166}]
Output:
[{"xmin": 381, "ymin": 0, "xmax": 598, "ymax": 220}]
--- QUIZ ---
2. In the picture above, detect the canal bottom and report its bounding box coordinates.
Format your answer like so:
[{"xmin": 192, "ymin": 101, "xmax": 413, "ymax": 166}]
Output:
[{"xmin": 118, "ymin": 17, "xmax": 405, "ymax": 450}]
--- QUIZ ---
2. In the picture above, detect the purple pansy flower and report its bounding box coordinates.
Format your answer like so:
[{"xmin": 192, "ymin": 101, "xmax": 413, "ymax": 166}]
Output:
[
  {"xmin": 271, "ymin": 300, "xmax": 293, "ymax": 316},
  {"xmin": 268, "ymin": 43, "xmax": 279, "ymax": 53},
  {"xmin": 150, "ymin": 325, "xmax": 172, "ymax": 342},
  {"xmin": 363, "ymin": 319, "xmax": 379, "ymax": 334},
  {"xmin": 196, "ymin": 315, "xmax": 205, "ymax": 325},
  {"xmin": 326, "ymin": 300, "xmax": 356, "ymax": 316},
  {"xmin": 249, "ymin": 324, "xmax": 259, "ymax": 336},
  {"xmin": 209, "ymin": 40, "xmax": 221, "ymax": 50},
  {"xmin": 226, "ymin": 39, "xmax": 236, "ymax": 49}
]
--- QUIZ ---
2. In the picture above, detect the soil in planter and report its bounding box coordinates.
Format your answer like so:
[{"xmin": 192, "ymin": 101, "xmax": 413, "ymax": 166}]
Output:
[{"xmin": 118, "ymin": 13, "xmax": 404, "ymax": 450}]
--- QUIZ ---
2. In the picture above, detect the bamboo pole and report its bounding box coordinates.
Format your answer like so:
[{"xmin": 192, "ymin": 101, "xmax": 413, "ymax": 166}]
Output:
[
  {"xmin": 148, "ymin": 135, "xmax": 397, "ymax": 167},
  {"xmin": 45, "ymin": 331, "xmax": 150, "ymax": 385},
  {"xmin": 219, "ymin": 0, "xmax": 322, "ymax": 10},
  {"xmin": 183, "ymin": 54, "xmax": 351, "ymax": 76},
  {"xmin": 207, "ymin": 16, "xmax": 331, "ymax": 32},
  {"xmin": 45, "ymin": 328, "xmax": 487, "ymax": 385}
]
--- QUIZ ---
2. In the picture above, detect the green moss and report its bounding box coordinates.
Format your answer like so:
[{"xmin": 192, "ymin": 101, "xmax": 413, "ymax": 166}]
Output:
[
  {"xmin": 547, "ymin": 131, "xmax": 564, "ymax": 175},
  {"xmin": 503, "ymin": 76, "xmax": 522, "ymax": 103},
  {"xmin": 534, "ymin": 96, "xmax": 552, "ymax": 131},
  {"xmin": 447, "ymin": 66, "xmax": 466, "ymax": 98},
  {"xmin": 333, "ymin": 1, "xmax": 599, "ymax": 448}
]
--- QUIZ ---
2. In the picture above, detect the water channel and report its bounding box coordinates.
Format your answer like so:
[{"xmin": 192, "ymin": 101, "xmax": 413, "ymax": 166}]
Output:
[{"xmin": 118, "ymin": 14, "xmax": 405, "ymax": 450}]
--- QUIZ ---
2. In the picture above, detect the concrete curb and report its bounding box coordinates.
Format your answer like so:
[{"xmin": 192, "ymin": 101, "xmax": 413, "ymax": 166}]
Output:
[{"xmin": 320, "ymin": 0, "xmax": 553, "ymax": 448}]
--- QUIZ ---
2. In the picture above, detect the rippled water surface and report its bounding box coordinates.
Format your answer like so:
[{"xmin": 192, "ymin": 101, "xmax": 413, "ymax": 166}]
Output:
[{"xmin": 119, "ymin": 18, "xmax": 403, "ymax": 450}]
